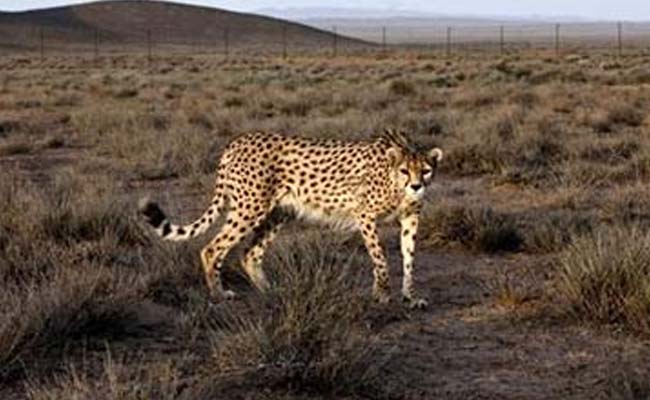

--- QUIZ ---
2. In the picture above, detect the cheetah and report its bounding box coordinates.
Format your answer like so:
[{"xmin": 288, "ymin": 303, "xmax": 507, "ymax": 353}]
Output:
[{"xmin": 139, "ymin": 129, "xmax": 443, "ymax": 309}]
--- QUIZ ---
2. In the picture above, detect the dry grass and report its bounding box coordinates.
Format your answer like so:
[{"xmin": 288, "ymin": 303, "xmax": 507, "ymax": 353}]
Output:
[
  {"xmin": 0, "ymin": 141, "xmax": 33, "ymax": 156},
  {"xmin": 200, "ymin": 236, "xmax": 384, "ymax": 397},
  {"xmin": 6, "ymin": 209, "xmax": 386, "ymax": 398},
  {"xmin": 421, "ymin": 205, "xmax": 524, "ymax": 253},
  {"xmin": 488, "ymin": 266, "xmax": 540, "ymax": 312},
  {"xmin": 0, "ymin": 171, "xmax": 154, "ymax": 380},
  {"xmin": 26, "ymin": 354, "xmax": 190, "ymax": 400},
  {"xmin": 2, "ymin": 49, "xmax": 650, "ymax": 397},
  {"xmin": 556, "ymin": 226, "xmax": 650, "ymax": 335},
  {"xmin": 603, "ymin": 364, "xmax": 650, "ymax": 400}
]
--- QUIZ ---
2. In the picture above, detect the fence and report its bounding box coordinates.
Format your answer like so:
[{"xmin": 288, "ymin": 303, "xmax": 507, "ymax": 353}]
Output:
[
  {"xmin": 0, "ymin": 24, "xmax": 359, "ymax": 60},
  {"xmin": 332, "ymin": 22, "xmax": 650, "ymax": 54},
  {"xmin": 1, "ymin": 21, "xmax": 650, "ymax": 61}
]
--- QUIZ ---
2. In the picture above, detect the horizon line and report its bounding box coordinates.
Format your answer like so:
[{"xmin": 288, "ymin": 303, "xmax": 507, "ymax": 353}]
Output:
[{"xmin": 1, "ymin": 0, "xmax": 649, "ymax": 23}]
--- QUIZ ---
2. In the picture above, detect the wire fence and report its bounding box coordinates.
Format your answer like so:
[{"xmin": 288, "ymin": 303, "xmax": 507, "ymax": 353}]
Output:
[
  {"xmin": 332, "ymin": 22, "xmax": 650, "ymax": 54},
  {"xmin": 2, "ymin": 21, "xmax": 650, "ymax": 62},
  {"xmin": 0, "ymin": 24, "xmax": 360, "ymax": 60}
]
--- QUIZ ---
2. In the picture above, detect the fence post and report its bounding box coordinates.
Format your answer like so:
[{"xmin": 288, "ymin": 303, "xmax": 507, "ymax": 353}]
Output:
[
  {"xmin": 617, "ymin": 21, "xmax": 623, "ymax": 57},
  {"xmin": 500, "ymin": 25, "xmax": 505, "ymax": 55},
  {"xmin": 224, "ymin": 27, "xmax": 229, "ymax": 59},
  {"xmin": 332, "ymin": 25, "xmax": 337, "ymax": 57},
  {"xmin": 147, "ymin": 29, "xmax": 152, "ymax": 65},
  {"xmin": 555, "ymin": 23, "xmax": 560, "ymax": 57},
  {"xmin": 446, "ymin": 26, "xmax": 452, "ymax": 57},
  {"xmin": 282, "ymin": 25, "xmax": 287, "ymax": 59},
  {"xmin": 382, "ymin": 26, "xmax": 387, "ymax": 53},
  {"xmin": 39, "ymin": 28, "xmax": 45, "ymax": 62},
  {"xmin": 94, "ymin": 29, "xmax": 99, "ymax": 65},
  {"xmin": 214, "ymin": 25, "xmax": 218, "ymax": 54}
]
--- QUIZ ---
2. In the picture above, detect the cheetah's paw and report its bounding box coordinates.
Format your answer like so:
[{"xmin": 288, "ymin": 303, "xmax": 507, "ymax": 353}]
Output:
[
  {"xmin": 373, "ymin": 291, "xmax": 391, "ymax": 305},
  {"xmin": 222, "ymin": 290, "xmax": 237, "ymax": 300},
  {"xmin": 404, "ymin": 296, "xmax": 428, "ymax": 310}
]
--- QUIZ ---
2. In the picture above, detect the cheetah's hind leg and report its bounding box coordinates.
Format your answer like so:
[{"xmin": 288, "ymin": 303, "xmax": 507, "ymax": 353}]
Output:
[{"xmin": 240, "ymin": 209, "xmax": 290, "ymax": 292}]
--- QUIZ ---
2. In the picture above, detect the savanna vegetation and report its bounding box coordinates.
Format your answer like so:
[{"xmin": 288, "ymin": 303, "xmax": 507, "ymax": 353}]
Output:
[{"xmin": 2, "ymin": 48, "xmax": 650, "ymax": 398}]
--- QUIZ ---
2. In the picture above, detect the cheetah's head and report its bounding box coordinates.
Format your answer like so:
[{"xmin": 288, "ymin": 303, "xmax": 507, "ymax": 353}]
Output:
[
  {"xmin": 395, "ymin": 148, "xmax": 443, "ymax": 199},
  {"xmin": 383, "ymin": 129, "xmax": 443, "ymax": 200}
]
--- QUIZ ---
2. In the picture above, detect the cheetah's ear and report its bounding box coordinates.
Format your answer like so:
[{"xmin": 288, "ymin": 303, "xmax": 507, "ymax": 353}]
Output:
[
  {"xmin": 386, "ymin": 146, "xmax": 404, "ymax": 167},
  {"xmin": 428, "ymin": 147, "xmax": 443, "ymax": 164},
  {"xmin": 383, "ymin": 128, "xmax": 408, "ymax": 148}
]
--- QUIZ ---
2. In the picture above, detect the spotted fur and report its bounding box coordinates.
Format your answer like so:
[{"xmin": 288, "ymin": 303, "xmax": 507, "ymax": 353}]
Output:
[{"xmin": 139, "ymin": 129, "xmax": 443, "ymax": 308}]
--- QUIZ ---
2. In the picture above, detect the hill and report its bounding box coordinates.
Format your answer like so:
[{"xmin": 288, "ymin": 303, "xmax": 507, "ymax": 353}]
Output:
[{"xmin": 0, "ymin": 0, "xmax": 366, "ymax": 53}]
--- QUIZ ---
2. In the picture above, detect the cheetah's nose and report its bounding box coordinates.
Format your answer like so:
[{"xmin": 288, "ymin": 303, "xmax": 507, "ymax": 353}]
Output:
[{"xmin": 411, "ymin": 183, "xmax": 423, "ymax": 191}]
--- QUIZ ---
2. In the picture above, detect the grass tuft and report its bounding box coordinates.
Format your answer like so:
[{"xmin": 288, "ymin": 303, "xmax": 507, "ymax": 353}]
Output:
[
  {"xmin": 556, "ymin": 226, "xmax": 650, "ymax": 335},
  {"xmin": 389, "ymin": 79, "xmax": 416, "ymax": 97},
  {"xmin": 422, "ymin": 206, "xmax": 523, "ymax": 253},
  {"xmin": 606, "ymin": 104, "xmax": 645, "ymax": 128},
  {"xmin": 206, "ymin": 235, "xmax": 384, "ymax": 397},
  {"xmin": 603, "ymin": 363, "xmax": 650, "ymax": 400},
  {"xmin": 0, "ymin": 141, "xmax": 34, "ymax": 156}
]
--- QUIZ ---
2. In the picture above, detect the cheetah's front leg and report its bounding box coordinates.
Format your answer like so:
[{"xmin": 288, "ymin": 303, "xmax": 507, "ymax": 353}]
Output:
[
  {"xmin": 357, "ymin": 216, "xmax": 391, "ymax": 304},
  {"xmin": 400, "ymin": 211, "xmax": 428, "ymax": 309}
]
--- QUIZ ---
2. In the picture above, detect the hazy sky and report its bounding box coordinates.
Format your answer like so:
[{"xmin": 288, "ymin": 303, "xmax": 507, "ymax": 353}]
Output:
[{"xmin": 2, "ymin": 0, "xmax": 650, "ymax": 21}]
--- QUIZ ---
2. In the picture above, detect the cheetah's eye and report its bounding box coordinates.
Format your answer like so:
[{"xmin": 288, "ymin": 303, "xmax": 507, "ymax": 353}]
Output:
[
  {"xmin": 399, "ymin": 168, "xmax": 409, "ymax": 176},
  {"xmin": 422, "ymin": 168, "xmax": 432, "ymax": 175}
]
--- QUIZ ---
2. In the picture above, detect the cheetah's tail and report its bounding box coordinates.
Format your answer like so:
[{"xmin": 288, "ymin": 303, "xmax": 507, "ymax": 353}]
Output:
[{"xmin": 138, "ymin": 193, "xmax": 224, "ymax": 242}]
